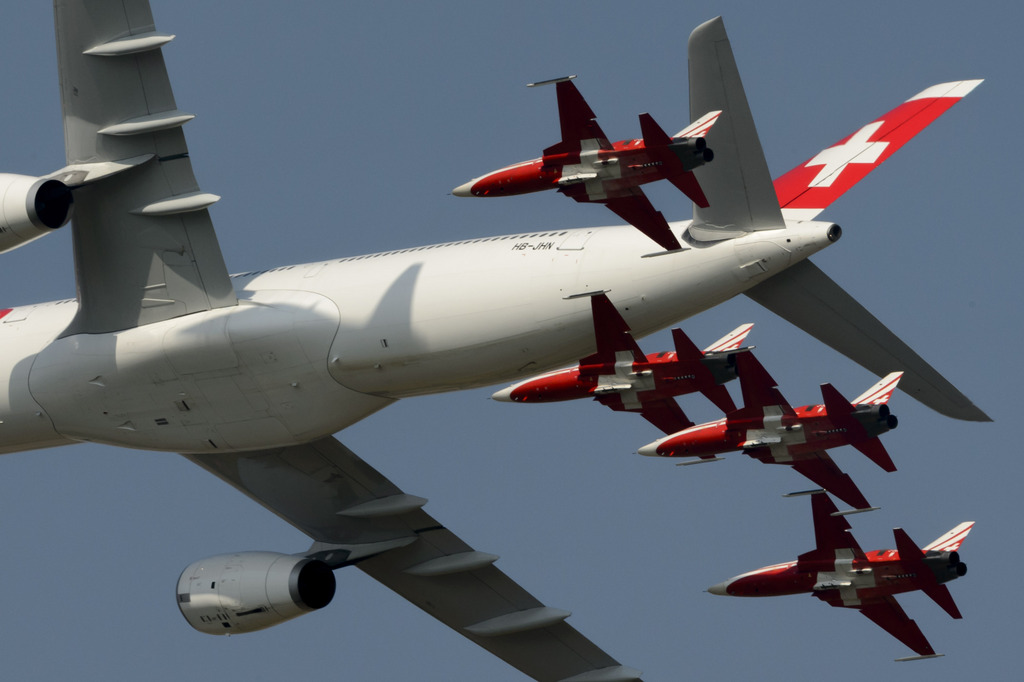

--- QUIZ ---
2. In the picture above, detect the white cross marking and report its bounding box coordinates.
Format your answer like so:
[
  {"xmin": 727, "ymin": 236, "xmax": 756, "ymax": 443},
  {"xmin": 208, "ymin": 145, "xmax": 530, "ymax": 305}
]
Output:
[{"xmin": 805, "ymin": 121, "xmax": 889, "ymax": 188}]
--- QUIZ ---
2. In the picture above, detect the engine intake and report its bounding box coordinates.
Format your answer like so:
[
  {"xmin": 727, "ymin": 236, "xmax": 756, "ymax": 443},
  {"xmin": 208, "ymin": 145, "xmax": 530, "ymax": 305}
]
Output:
[
  {"xmin": 0, "ymin": 173, "xmax": 73, "ymax": 253},
  {"xmin": 177, "ymin": 551, "xmax": 336, "ymax": 635}
]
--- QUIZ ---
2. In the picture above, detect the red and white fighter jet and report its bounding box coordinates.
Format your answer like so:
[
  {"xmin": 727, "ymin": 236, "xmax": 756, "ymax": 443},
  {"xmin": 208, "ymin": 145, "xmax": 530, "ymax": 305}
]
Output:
[
  {"xmin": 709, "ymin": 491, "xmax": 973, "ymax": 660},
  {"xmin": 452, "ymin": 76, "xmax": 720, "ymax": 252},
  {"xmin": 492, "ymin": 293, "xmax": 752, "ymax": 434},
  {"xmin": 638, "ymin": 351, "xmax": 902, "ymax": 510}
]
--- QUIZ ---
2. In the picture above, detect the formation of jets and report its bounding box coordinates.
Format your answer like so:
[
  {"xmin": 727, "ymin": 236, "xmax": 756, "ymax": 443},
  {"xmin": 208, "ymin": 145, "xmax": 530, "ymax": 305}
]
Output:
[{"xmin": 0, "ymin": 2, "xmax": 985, "ymax": 679}]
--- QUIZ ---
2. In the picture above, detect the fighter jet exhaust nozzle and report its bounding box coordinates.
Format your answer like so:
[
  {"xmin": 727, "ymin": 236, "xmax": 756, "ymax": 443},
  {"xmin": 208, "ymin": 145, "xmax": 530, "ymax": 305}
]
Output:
[
  {"xmin": 853, "ymin": 404, "xmax": 897, "ymax": 432},
  {"xmin": 924, "ymin": 551, "xmax": 968, "ymax": 582},
  {"xmin": 671, "ymin": 137, "xmax": 715, "ymax": 171}
]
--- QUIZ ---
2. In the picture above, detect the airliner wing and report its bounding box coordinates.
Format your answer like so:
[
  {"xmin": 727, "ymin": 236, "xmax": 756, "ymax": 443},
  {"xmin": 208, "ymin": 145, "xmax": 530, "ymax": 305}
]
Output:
[
  {"xmin": 182, "ymin": 437, "xmax": 642, "ymax": 682},
  {"xmin": 54, "ymin": 0, "xmax": 236, "ymax": 335}
]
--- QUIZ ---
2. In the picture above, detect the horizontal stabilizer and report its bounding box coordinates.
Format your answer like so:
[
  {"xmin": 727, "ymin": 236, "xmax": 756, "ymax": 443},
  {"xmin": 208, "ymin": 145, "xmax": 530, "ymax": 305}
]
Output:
[
  {"xmin": 744, "ymin": 259, "xmax": 990, "ymax": 421},
  {"xmin": 851, "ymin": 437, "xmax": 897, "ymax": 474},
  {"xmin": 639, "ymin": 113, "xmax": 673, "ymax": 147},
  {"xmin": 894, "ymin": 528, "xmax": 962, "ymax": 620}
]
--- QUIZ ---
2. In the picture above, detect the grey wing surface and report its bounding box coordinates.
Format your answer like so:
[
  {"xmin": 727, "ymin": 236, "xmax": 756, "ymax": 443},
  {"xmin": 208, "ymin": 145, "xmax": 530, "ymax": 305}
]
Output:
[
  {"xmin": 183, "ymin": 437, "xmax": 643, "ymax": 682},
  {"xmin": 54, "ymin": 0, "xmax": 236, "ymax": 335}
]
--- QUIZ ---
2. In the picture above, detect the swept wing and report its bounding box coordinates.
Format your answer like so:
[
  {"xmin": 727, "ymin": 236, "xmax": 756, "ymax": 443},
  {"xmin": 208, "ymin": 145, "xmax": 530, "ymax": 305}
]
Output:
[{"xmin": 183, "ymin": 438, "xmax": 642, "ymax": 682}]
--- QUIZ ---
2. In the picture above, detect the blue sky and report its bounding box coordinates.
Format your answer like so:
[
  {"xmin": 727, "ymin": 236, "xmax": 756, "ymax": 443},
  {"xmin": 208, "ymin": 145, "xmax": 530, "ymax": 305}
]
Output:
[{"xmin": 0, "ymin": 1, "xmax": 1019, "ymax": 680}]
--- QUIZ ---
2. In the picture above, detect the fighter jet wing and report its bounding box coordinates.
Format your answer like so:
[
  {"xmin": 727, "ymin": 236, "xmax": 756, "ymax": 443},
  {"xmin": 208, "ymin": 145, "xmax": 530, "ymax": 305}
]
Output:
[
  {"xmin": 579, "ymin": 293, "xmax": 647, "ymax": 367},
  {"xmin": 559, "ymin": 182, "xmax": 681, "ymax": 252},
  {"xmin": 774, "ymin": 452, "xmax": 871, "ymax": 511},
  {"xmin": 541, "ymin": 78, "xmax": 613, "ymax": 157},
  {"xmin": 583, "ymin": 294, "xmax": 693, "ymax": 433},
  {"xmin": 182, "ymin": 437, "xmax": 642, "ymax": 682},
  {"xmin": 852, "ymin": 597, "xmax": 937, "ymax": 659},
  {"xmin": 733, "ymin": 350, "xmax": 796, "ymax": 419},
  {"xmin": 53, "ymin": 0, "xmax": 236, "ymax": 335},
  {"xmin": 595, "ymin": 392, "xmax": 694, "ymax": 434},
  {"xmin": 796, "ymin": 491, "xmax": 866, "ymax": 566},
  {"xmin": 602, "ymin": 191, "xmax": 682, "ymax": 252}
]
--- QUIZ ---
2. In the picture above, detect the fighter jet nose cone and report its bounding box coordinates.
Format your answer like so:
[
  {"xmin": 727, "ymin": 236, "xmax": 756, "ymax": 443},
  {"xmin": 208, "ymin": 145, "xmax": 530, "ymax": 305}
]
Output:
[
  {"xmin": 707, "ymin": 581, "xmax": 731, "ymax": 596},
  {"xmin": 452, "ymin": 180, "xmax": 476, "ymax": 197},
  {"xmin": 491, "ymin": 386, "xmax": 516, "ymax": 402},
  {"xmin": 636, "ymin": 440, "xmax": 662, "ymax": 457}
]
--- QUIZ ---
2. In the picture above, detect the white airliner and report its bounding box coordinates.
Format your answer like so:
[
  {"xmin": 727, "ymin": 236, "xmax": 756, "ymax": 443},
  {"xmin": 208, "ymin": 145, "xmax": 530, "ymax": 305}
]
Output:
[{"xmin": 0, "ymin": 3, "xmax": 985, "ymax": 681}]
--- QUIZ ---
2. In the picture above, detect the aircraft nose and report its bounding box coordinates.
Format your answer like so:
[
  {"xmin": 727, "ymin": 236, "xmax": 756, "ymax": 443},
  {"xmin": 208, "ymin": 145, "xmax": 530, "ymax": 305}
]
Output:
[
  {"xmin": 491, "ymin": 385, "xmax": 516, "ymax": 402},
  {"xmin": 636, "ymin": 438, "xmax": 665, "ymax": 457},
  {"xmin": 707, "ymin": 580, "xmax": 732, "ymax": 596},
  {"xmin": 451, "ymin": 179, "xmax": 477, "ymax": 197}
]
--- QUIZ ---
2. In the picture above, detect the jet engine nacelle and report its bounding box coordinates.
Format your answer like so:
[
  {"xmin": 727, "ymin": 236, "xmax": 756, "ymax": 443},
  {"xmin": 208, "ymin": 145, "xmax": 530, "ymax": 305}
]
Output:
[
  {"xmin": 0, "ymin": 173, "xmax": 73, "ymax": 253},
  {"xmin": 176, "ymin": 551, "xmax": 336, "ymax": 635}
]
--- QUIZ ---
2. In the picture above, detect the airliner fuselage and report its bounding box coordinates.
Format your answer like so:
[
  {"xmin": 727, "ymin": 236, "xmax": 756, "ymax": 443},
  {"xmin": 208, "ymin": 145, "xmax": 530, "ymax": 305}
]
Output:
[{"xmin": 1, "ymin": 220, "xmax": 837, "ymax": 456}]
